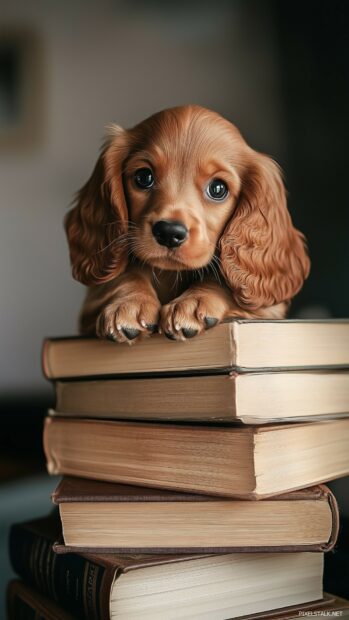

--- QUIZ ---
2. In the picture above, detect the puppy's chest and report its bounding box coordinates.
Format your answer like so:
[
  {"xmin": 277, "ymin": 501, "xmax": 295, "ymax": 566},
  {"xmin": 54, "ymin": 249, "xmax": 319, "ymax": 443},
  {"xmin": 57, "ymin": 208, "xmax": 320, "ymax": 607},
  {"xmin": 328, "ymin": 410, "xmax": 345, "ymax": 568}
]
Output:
[{"xmin": 152, "ymin": 269, "xmax": 192, "ymax": 304}]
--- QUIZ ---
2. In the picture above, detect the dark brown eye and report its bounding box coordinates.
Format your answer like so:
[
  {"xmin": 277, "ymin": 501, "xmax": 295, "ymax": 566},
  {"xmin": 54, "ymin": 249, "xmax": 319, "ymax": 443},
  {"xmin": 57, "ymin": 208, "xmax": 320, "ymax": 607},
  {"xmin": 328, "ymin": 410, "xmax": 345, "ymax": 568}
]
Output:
[
  {"xmin": 206, "ymin": 179, "xmax": 228, "ymax": 201},
  {"xmin": 134, "ymin": 168, "xmax": 154, "ymax": 189}
]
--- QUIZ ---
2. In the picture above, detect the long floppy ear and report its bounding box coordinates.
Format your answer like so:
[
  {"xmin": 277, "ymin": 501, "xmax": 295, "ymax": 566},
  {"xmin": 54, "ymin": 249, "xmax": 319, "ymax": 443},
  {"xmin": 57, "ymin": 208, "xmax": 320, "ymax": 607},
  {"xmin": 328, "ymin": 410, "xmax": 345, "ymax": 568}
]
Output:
[
  {"xmin": 219, "ymin": 152, "xmax": 310, "ymax": 310},
  {"xmin": 64, "ymin": 127, "xmax": 129, "ymax": 285}
]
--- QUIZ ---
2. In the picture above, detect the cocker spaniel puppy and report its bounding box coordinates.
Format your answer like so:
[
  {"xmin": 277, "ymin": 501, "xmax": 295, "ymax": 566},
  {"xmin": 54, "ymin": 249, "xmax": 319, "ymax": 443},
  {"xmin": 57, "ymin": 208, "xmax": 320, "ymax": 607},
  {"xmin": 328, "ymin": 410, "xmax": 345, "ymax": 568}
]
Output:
[{"xmin": 65, "ymin": 105, "xmax": 310, "ymax": 343}]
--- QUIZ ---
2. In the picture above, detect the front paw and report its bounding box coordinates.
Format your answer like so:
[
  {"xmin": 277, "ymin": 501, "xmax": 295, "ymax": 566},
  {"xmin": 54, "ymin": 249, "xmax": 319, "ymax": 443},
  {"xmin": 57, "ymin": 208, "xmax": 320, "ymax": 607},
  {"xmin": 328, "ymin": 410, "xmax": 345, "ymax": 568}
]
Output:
[
  {"xmin": 96, "ymin": 295, "xmax": 161, "ymax": 344},
  {"xmin": 160, "ymin": 292, "xmax": 223, "ymax": 341}
]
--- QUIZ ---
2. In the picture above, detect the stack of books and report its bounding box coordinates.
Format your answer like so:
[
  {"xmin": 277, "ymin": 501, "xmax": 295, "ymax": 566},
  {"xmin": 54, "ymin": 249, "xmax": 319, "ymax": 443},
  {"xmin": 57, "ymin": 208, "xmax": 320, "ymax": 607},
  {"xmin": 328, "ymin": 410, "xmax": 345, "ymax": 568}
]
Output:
[{"xmin": 8, "ymin": 319, "xmax": 349, "ymax": 619}]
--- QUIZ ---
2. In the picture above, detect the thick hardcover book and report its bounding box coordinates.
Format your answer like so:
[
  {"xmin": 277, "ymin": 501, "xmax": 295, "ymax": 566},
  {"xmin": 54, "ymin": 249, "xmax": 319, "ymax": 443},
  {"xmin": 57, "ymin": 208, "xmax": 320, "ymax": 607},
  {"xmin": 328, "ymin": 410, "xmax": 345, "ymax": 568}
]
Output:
[
  {"xmin": 9, "ymin": 516, "xmax": 202, "ymax": 620},
  {"xmin": 7, "ymin": 582, "xmax": 349, "ymax": 620},
  {"xmin": 52, "ymin": 370, "xmax": 349, "ymax": 423},
  {"xmin": 52, "ymin": 477, "xmax": 338, "ymax": 553},
  {"xmin": 243, "ymin": 595, "xmax": 349, "ymax": 619},
  {"xmin": 44, "ymin": 416, "xmax": 349, "ymax": 498},
  {"xmin": 7, "ymin": 580, "xmax": 75, "ymax": 620},
  {"xmin": 7, "ymin": 580, "xmax": 349, "ymax": 620},
  {"xmin": 9, "ymin": 517, "xmax": 332, "ymax": 619},
  {"xmin": 42, "ymin": 319, "xmax": 349, "ymax": 380}
]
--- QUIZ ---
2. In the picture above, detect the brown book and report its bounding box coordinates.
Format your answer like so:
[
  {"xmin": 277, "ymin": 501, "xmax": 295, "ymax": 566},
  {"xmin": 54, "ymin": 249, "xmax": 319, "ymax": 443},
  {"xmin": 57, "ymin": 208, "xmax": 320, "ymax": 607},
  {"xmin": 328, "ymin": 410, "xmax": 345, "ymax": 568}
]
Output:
[
  {"xmin": 243, "ymin": 595, "xmax": 349, "ymax": 620},
  {"xmin": 7, "ymin": 580, "xmax": 75, "ymax": 620},
  {"xmin": 44, "ymin": 417, "xmax": 349, "ymax": 498},
  {"xmin": 7, "ymin": 579, "xmax": 349, "ymax": 620},
  {"xmin": 51, "ymin": 370, "xmax": 349, "ymax": 423},
  {"xmin": 52, "ymin": 477, "xmax": 338, "ymax": 553},
  {"xmin": 9, "ymin": 515, "xmax": 203, "ymax": 620},
  {"xmin": 9, "ymin": 515, "xmax": 330, "ymax": 619},
  {"xmin": 42, "ymin": 319, "xmax": 349, "ymax": 380}
]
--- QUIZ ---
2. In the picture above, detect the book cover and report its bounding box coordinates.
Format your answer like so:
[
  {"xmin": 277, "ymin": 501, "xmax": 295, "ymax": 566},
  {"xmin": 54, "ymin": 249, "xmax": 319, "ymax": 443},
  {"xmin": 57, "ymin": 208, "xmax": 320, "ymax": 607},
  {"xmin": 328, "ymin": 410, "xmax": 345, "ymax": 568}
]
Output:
[
  {"xmin": 42, "ymin": 319, "xmax": 349, "ymax": 379},
  {"xmin": 44, "ymin": 416, "xmax": 349, "ymax": 499},
  {"xmin": 52, "ymin": 477, "xmax": 339, "ymax": 554}
]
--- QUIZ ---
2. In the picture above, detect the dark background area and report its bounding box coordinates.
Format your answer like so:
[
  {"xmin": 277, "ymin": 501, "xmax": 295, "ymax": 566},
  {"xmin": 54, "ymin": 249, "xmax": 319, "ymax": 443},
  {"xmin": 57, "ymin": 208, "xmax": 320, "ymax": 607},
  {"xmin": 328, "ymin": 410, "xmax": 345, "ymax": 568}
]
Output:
[
  {"xmin": 0, "ymin": 0, "xmax": 348, "ymax": 615},
  {"xmin": 274, "ymin": 0, "xmax": 349, "ymax": 317}
]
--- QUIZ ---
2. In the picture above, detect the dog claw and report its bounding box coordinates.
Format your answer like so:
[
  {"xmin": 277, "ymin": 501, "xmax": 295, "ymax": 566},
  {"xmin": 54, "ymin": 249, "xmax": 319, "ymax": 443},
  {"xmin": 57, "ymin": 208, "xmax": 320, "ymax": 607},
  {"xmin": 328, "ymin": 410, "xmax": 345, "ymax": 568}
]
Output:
[
  {"xmin": 204, "ymin": 317, "xmax": 218, "ymax": 329},
  {"xmin": 182, "ymin": 327, "xmax": 198, "ymax": 338},
  {"xmin": 122, "ymin": 327, "xmax": 140, "ymax": 340},
  {"xmin": 146, "ymin": 323, "xmax": 158, "ymax": 333},
  {"xmin": 106, "ymin": 332, "xmax": 117, "ymax": 342},
  {"xmin": 165, "ymin": 331, "xmax": 177, "ymax": 340}
]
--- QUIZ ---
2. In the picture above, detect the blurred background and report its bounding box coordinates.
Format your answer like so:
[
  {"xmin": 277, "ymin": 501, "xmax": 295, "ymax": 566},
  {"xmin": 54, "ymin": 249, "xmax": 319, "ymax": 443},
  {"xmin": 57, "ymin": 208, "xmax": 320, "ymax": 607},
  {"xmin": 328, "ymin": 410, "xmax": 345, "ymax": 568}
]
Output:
[{"xmin": 0, "ymin": 0, "xmax": 348, "ymax": 615}]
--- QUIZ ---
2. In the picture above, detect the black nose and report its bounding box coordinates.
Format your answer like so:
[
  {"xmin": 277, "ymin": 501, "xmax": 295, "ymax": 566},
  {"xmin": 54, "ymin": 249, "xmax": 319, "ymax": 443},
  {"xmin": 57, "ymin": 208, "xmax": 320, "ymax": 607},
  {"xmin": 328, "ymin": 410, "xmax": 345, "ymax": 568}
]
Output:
[{"xmin": 152, "ymin": 220, "xmax": 188, "ymax": 248}]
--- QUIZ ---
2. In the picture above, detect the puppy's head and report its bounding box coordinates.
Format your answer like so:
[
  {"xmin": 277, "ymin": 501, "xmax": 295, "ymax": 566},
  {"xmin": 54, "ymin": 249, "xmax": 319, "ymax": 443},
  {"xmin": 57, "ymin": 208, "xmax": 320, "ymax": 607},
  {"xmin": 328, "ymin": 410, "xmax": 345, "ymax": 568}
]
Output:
[
  {"xmin": 66, "ymin": 105, "xmax": 310, "ymax": 309},
  {"xmin": 123, "ymin": 106, "xmax": 242, "ymax": 272}
]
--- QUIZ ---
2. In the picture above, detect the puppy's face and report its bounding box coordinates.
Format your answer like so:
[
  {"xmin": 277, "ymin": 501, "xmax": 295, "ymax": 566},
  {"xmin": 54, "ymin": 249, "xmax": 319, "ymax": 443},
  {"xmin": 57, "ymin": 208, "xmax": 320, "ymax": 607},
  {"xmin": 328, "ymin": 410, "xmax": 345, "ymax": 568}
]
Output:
[
  {"xmin": 122, "ymin": 108, "xmax": 243, "ymax": 270},
  {"xmin": 66, "ymin": 105, "xmax": 310, "ymax": 311}
]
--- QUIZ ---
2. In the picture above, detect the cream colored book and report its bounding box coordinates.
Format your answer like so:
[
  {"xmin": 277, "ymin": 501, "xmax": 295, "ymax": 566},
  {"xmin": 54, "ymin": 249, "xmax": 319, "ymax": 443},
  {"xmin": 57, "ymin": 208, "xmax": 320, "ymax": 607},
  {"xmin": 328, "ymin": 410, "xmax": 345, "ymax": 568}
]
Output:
[
  {"xmin": 42, "ymin": 319, "xmax": 349, "ymax": 379},
  {"xmin": 7, "ymin": 552, "xmax": 328, "ymax": 620},
  {"xmin": 51, "ymin": 370, "xmax": 349, "ymax": 423},
  {"xmin": 44, "ymin": 417, "xmax": 349, "ymax": 499},
  {"xmin": 52, "ymin": 477, "xmax": 338, "ymax": 553}
]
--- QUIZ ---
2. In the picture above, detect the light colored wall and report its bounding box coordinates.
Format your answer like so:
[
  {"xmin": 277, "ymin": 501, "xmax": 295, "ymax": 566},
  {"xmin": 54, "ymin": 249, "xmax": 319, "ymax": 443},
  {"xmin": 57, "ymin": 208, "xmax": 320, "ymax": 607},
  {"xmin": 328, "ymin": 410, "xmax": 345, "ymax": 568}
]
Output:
[{"xmin": 0, "ymin": 0, "xmax": 285, "ymax": 394}]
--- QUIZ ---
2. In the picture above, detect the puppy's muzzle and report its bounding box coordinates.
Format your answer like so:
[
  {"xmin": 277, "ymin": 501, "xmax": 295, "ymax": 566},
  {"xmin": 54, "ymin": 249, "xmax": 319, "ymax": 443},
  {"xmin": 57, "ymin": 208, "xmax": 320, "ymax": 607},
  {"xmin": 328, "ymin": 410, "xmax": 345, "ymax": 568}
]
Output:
[{"xmin": 152, "ymin": 220, "xmax": 188, "ymax": 249}]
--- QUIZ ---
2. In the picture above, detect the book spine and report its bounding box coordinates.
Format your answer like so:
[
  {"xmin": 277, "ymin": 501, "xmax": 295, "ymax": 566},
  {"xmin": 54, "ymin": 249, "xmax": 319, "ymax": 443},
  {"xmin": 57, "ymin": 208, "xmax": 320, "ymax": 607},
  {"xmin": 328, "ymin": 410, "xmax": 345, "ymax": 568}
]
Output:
[
  {"xmin": 7, "ymin": 588, "xmax": 57, "ymax": 620},
  {"xmin": 7, "ymin": 587, "xmax": 44, "ymax": 620},
  {"xmin": 9, "ymin": 523, "xmax": 112, "ymax": 620},
  {"xmin": 7, "ymin": 580, "xmax": 75, "ymax": 620},
  {"xmin": 41, "ymin": 339, "xmax": 52, "ymax": 379}
]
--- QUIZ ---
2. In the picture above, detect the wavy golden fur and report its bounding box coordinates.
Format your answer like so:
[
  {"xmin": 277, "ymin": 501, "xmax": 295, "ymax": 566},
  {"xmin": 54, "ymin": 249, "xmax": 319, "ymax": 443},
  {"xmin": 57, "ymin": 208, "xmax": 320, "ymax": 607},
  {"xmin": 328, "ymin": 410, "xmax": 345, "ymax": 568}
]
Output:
[{"xmin": 65, "ymin": 105, "xmax": 310, "ymax": 342}]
